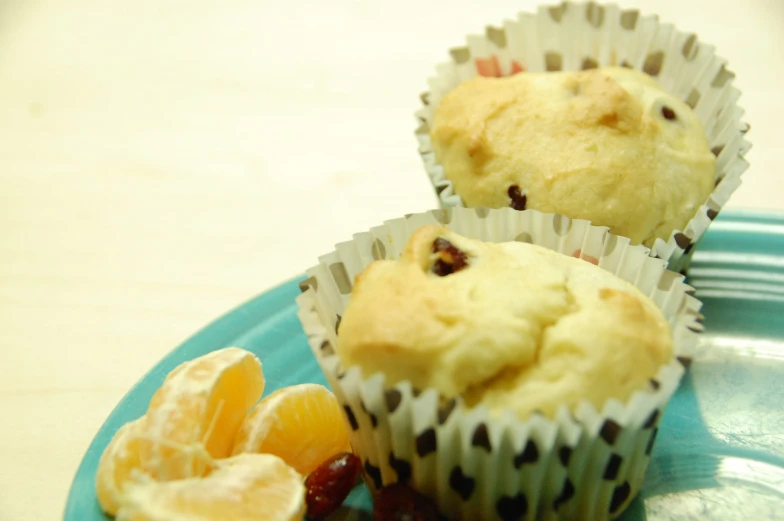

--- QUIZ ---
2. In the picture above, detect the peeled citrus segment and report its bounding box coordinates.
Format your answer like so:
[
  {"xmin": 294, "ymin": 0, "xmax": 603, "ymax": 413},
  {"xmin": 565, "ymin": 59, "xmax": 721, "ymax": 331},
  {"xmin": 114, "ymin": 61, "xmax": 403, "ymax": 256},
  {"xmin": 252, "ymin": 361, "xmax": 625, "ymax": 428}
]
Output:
[
  {"xmin": 231, "ymin": 383, "xmax": 351, "ymax": 475},
  {"xmin": 116, "ymin": 453, "xmax": 305, "ymax": 521},
  {"xmin": 142, "ymin": 347, "xmax": 265, "ymax": 481},
  {"xmin": 96, "ymin": 417, "xmax": 147, "ymax": 516}
]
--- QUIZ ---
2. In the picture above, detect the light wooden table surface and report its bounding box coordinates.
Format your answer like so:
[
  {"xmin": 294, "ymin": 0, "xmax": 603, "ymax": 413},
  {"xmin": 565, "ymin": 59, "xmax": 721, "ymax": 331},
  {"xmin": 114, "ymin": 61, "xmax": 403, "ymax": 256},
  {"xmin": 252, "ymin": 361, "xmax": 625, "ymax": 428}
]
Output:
[{"xmin": 1, "ymin": 1, "xmax": 782, "ymax": 520}]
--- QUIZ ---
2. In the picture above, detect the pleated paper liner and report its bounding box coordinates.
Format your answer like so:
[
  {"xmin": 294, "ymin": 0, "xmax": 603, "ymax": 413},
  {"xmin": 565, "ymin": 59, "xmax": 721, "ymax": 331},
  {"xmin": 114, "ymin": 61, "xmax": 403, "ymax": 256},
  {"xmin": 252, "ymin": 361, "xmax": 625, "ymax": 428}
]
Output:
[
  {"xmin": 296, "ymin": 208, "xmax": 703, "ymax": 520},
  {"xmin": 414, "ymin": 1, "xmax": 751, "ymax": 274}
]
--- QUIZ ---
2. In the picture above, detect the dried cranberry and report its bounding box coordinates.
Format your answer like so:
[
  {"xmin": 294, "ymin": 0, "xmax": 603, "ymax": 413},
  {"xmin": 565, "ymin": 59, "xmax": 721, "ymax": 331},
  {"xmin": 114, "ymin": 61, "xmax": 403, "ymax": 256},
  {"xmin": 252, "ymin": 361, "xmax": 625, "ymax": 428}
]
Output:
[
  {"xmin": 373, "ymin": 483, "xmax": 441, "ymax": 521},
  {"xmin": 661, "ymin": 105, "xmax": 677, "ymax": 120},
  {"xmin": 507, "ymin": 185, "xmax": 527, "ymax": 211},
  {"xmin": 431, "ymin": 238, "xmax": 469, "ymax": 276},
  {"xmin": 305, "ymin": 452, "xmax": 362, "ymax": 519}
]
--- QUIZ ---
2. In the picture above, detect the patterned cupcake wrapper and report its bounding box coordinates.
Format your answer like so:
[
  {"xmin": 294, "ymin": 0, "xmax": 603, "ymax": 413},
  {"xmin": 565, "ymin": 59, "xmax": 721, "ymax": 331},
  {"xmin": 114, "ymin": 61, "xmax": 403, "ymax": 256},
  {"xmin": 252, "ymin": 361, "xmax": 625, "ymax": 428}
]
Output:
[
  {"xmin": 414, "ymin": 1, "xmax": 751, "ymax": 273},
  {"xmin": 296, "ymin": 208, "xmax": 703, "ymax": 521}
]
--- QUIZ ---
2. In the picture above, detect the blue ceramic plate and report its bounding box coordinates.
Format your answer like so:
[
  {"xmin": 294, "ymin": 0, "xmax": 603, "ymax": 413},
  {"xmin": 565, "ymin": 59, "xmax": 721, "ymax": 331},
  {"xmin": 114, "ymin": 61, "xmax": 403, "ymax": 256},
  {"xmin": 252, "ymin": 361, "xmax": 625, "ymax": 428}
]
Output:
[{"xmin": 64, "ymin": 209, "xmax": 784, "ymax": 521}]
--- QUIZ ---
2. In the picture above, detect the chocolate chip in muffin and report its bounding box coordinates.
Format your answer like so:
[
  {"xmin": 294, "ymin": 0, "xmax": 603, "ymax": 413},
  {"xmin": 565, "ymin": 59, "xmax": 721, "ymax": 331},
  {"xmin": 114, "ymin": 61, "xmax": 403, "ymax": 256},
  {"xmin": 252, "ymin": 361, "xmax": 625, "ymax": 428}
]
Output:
[
  {"xmin": 661, "ymin": 105, "xmax": 677, "ymax": 120},
  {"xmin": 507, "ymin": 185, "xmax": 527, "ymax": 211},
  {"xmin": 432, "ymin": 238, "xmax": 470, "ymax": 276}
]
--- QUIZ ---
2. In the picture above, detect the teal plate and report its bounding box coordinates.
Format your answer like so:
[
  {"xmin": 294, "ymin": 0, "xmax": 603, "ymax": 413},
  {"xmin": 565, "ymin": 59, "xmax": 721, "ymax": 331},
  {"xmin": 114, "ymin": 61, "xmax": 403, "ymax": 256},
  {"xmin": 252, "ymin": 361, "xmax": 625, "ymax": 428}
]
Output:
[{"xmin": 64, "ymin": 209, "xmax": 784, "ymax": 521}]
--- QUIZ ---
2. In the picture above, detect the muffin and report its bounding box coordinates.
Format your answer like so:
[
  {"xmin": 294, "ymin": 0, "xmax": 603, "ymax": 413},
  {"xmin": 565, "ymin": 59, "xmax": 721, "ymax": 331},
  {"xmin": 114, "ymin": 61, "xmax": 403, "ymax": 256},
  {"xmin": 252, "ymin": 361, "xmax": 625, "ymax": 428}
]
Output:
[
  {"xmin": 297, "ymin": 208, "xmax": 702, "ymax": 521},
  {"xmin": 416, "ymin": 2, "xmax": 750, "ymax": 272},
  {"xmin": 338, "ymin": 225, "xmax": 673, "ymax": 419},
  {"xmin": 429, "ymin": 67, "xmax": 715, "ymax": 247}
]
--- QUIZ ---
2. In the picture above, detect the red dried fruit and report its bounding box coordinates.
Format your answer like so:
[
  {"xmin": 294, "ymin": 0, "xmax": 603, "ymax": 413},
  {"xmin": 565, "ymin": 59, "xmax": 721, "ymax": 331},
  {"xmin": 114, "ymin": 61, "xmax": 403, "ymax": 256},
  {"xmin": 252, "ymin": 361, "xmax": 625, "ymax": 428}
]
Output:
[
  {"xmin": 305, "ymin": 452, "xmax": 362, "ymax": 519},
  {"xmin": 373, "ymin": 483, "xmax": 441, "ymax": 521},
  {"xmin": 432, "ymin": 238, "xmax": 469, "ymax": 276}
]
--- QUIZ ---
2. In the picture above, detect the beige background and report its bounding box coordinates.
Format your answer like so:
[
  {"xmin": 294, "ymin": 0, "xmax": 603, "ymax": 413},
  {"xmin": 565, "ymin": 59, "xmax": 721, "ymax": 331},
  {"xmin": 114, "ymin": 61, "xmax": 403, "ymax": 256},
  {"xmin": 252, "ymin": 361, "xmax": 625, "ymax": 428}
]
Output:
[{"xmin": 0, "ymin": 0, "xmax": 782, "ymax": 520}]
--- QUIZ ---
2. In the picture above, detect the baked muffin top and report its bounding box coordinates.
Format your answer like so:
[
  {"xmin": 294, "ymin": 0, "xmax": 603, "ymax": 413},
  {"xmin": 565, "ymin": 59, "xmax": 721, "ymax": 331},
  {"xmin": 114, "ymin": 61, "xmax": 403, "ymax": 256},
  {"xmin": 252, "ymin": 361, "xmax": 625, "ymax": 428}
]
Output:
[
  {"xmin": 336, "ymin": 226, "xmax": 673, "ymax": 419},
  {"xmin": 430, "ymin": 67, "xmax": 715, "ymax": 247}
]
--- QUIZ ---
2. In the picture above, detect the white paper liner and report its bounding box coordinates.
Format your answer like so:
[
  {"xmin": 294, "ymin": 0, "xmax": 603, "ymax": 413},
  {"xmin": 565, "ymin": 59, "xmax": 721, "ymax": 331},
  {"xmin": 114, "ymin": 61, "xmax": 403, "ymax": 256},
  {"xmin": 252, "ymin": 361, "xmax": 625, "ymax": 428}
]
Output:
[
  {"xmin": 296, "ymin": 208, "xmax": 703, "ymax": 521},
  {"xmin": 414, "ymin": 1, "xmax": 751, "ymax": 274}
]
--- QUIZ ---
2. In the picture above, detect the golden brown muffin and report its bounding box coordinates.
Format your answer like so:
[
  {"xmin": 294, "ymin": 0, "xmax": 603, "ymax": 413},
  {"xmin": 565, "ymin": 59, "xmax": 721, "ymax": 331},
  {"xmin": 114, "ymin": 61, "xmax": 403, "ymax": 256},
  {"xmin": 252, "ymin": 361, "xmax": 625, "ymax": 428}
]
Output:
[
  {"xmin": 336, "ymin": 226, "xmax": 673, "ymax": 419},
  {"xmin": 430, "ymin": 67, "xmax": 715, "ymax": 247}
]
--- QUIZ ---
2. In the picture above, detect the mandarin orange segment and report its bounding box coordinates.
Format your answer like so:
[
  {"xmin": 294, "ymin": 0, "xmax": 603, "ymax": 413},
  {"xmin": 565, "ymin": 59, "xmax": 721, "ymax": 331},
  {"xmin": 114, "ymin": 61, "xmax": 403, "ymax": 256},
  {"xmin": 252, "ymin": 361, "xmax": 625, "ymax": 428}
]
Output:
[
  {"xmin": 96, "ymin": 417, "xmax": 147, "ymax": 516},
  {"xmin": 116, "ymin": 453, "xmax": 306, "ymax": 521},
  {"xmin": 142, "ymin": 347, "xmax": 265, "ymax": 480},
  {"xmin": 231, "ymin": 383, "xmax": 351, "ymax": 476},
  {"xmin": 95, "ymin": 347, "xmax": 265, "ymax": 516}
]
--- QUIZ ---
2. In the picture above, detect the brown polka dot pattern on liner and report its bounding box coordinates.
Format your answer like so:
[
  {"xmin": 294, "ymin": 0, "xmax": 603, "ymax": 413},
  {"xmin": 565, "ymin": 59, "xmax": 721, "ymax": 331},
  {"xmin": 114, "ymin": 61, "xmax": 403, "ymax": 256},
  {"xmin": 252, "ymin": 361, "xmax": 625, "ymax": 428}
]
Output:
[
  {"xmin": 508, "ymin": 185, "xmax": 527, "ymax": 211},
  {"xmin": 642, "ymin": 51, "xmax": 664, "ymax": 76},
  {"xmin": 329, "ymin": 262, "xmax": 352, "ymax": 294},
  {"xmin": 609, "ymin": 481, "xmax": 632, "ymax": 514},
  {"xmin": 553, "ymin": 478, "xmax": 575, "ymax": 510},
  {"xmin": 741, "ymin": 122, "xmax": 751, "ymax": 134},
  {"xmin": 707, "ymin": 208, "xmax": 720, "ymax": 220},
  {"xmin": 682, "ymin": 34, "xmax": 699, "ymax": 60},
  {"xmin": 545, "ymin": 52, "xmax": 563, "ymax": 72},
  {"xmin": 420, "ymin": 91, "xmax": 430, "ymax": 106},
  {"xmin": 471, "ymin": 424, "xmax": 492, "ymax": 452},
  {"xmin": 553, "ymin": 214, "xmax": 572, "ymax": 236},
  {"xmin": 514, "ymin": 232, "xmax": 533, "ymax": 244},
  {"xmin": 431, "ymin": 208, "xmax": 453, "ymax": 225},
  {"xmin": 437, "ymin": 398, "xmax": 458, "ymax": 424},
  {"xmin": 435, "ymin": 183, "xmax": 449, "ymax": 196},
  {"xmin": 450, "ymin": 46, "xmax": 470, "ymax": 64},
  {"xmin": 486, "ymin": 25, "xmax": 507, "ymax": 48},
  {"xmin": 712, "ymin": 65, "xmax": 735, "ymax": 87},
  {"xmin": 298, "ymin": 276, "xmax": 318, "ymax": 293},
  {"xmin": 548, "ymin": 3, "xmax": 568, "ymax": 22},
  {"xmin": 711, "ymin": 145, "xmax": 724, "ymax": 157},
  {"xmin": 449, "ymin": 466, "xmax": 475, "ymax": 500},
  {"xmin": 416, "ymin": 428, "xmax": 438, "ymax": 457},
  {"xmin": 673, "ymin": 232, "xmax": 693, "ymax": 254},
  {"xmin": 686, "ymin": 88, "xmax": 701, "ymax": 109},
  {"xmin": 388, "ymin": 452, "xmax": 412, "ymax": 484},
  {"xmin": 343, "ymin": 405, "xmax": 359, "ymax": 430},
  {"xmin": 604, "ymin": 453, "xmax": 623, "ymax": 480},
  {"xmin": 513, "ymin": 440, "xmax": 539, "ymax": 468},
  {"xmin": 558, "ymin": 446, "xmax": 572, "ymax": 466},
  {"xmin": 650, "ymin": 378, "xmax": 661, "ymax": 390},
  {"xmin": 600, "ymin": 419, "xmax": 622, "ymax": 445},
  {"xmin": 364, "ymin": 460, "xmax": 383, "ymax": 490},
  {"xmin": 384, "ymin": 389, "xmax": 402, "ymax": 413},
  {"xmin": 360, "ymin": 401, "xmax": 378, "ymax": 428},
  {"xmin": 320, "ymin": 340, "xmax": 335, "ymax": 356},
  {"xmin": 496, "ymin": 493, "xmax": 528, "ymax": 521},
  {"xmin": 371, "ymin": 239, "xmax": 387, "ymax": 261},
  {"xmin": 335, "ymin": 315, "xmax": 342, "ymax": 335},
  {"xmin": 581, "ymin": 57, "xmax": 598, "ymax": 70},
  {"xmin": 677, "ymin": 356, "xmax": 693, "ymax": 368},
  {"xmin": 657, "ymin": 271, "xmax": 678, "ymax": 292},
  {"xmin": 645, "ymin": 428, "xmax": 659, "ymax": 456},
  {"xmin": 586, "ymin": 2, "xmax": 605, "ymax": 27},
  {"xmin": 644, "ymin": 409, "xmax": 660, "ymax": 429},
  {"xmin": 619, "ymin": 9, "xmax": 639, "ymax": 30}
]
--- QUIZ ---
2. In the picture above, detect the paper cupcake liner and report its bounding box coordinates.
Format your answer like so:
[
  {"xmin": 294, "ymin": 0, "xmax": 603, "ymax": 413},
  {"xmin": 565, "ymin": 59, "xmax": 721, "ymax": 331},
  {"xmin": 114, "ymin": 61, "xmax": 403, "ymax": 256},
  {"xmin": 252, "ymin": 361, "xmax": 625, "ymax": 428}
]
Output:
[
  {"xmin": 414, "ymin": 1, "xmax": 751, "ymax": 274},
  {"xmin": 296, "ymin": 208, "xmax": 703, "ymax": 521}
]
